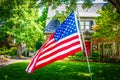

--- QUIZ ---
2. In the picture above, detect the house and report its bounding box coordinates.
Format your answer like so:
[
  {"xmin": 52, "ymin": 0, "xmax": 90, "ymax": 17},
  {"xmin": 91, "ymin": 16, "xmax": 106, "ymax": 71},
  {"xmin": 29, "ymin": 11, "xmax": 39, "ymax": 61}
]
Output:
[{"xmin": 45, "ymin": 0, "xmax": 120, "ymax": 59}]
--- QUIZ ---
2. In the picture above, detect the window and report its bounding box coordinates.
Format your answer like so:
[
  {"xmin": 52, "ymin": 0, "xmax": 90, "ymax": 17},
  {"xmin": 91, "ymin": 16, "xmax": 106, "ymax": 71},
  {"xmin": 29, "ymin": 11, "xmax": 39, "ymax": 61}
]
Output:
[
  {"xmin": 103, "ymin": 43, "xmax": 112, "ymax": 56},
  {"xmin": 79, "ymin": 21, "xmax": 91, "ymax": 30},
  {"xmin": 80, "ymin": 21, "xmax": 84, "ymax": 30},
  {"xmin": 99, "ymin": 42, "xmax": 119, "ymax": 56},
  {"xmin": 85, "ymin": 21, "xmax": 90, "ymax": 30},
  {"xmin": 112, "ymin": 42, "xmax": 119, "ymax": 56},
  {"xmin": 77, "ymin": 20, "xmax": 94, "ymax": 30}
]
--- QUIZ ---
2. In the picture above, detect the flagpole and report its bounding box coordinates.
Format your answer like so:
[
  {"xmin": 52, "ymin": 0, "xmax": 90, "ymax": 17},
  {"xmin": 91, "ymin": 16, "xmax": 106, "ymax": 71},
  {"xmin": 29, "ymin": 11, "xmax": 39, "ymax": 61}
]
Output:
[
  {"xmin": 74, "ymin": 12, "xmax": 84, "ymax": 51},
  {"xmin": 75, "ymin": 7, "xmax": 93, "ymax": 80}
]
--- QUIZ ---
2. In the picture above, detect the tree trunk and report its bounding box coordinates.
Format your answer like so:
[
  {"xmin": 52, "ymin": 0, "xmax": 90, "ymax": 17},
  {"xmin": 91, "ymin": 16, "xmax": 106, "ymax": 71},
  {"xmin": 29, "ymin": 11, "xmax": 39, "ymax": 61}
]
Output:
[
  {"xmin": 108, "ymin": 0, "xmax": 120, "ymax": 14},
  {"xmin": 17, "ymin": 43, "xmax": 26, "ymax": 57},
  {"xmin": 17, "ymin": 44, "xmax": 23, "ymax": 57}
]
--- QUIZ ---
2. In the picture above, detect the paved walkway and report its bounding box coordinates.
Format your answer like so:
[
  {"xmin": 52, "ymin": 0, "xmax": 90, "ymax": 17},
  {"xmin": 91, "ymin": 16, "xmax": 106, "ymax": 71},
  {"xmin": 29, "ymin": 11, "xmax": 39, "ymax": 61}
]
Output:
[{"xmin": 0, "ymin": 57, "xmax": 32, "ymax": 68}]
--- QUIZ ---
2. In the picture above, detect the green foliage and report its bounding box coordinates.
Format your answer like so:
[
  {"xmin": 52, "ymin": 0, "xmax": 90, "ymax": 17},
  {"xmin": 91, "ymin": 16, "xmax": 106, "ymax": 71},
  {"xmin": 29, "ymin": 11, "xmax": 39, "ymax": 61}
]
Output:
[
  {"xmin": 8, "ymin": 47, "xmax": 17, "ymax": 56},
  {"xmin": 0, "ymin": 62, "xmax": 120, "ymax": 80},
  {"xmin": 69, "ymin": 51, "xmax": 101, "ymax": 61},
  {"xmin": 0, "ymin": 0, "xmax": 46, "ymax": 50},
  {"xmin": 0, "ymin": 47, "xmax": 17, "ymax": 56},
  {"xmin": 91, "ymin": 51, "xmax": 100, "ymax": 60},
  {"xmin": 0, "ymin": 46, "xmax": 8, "ymax": 55},
  {"xmin": 93, "ymin": 3, "xmax": 120, "ymax": 40},
  {"xmin": 82, "ymin": 0, "xmax": 93, "ymax": 9},
  {"xmin": 68, "ymin": 52, "xmax": 85, "ymax": 60},
  {"xmin": 35, "ymin": 41, "xmax": 42, "ymax": 50},
  {"xmin": 38, "ymin": 6, "xmax": 48, "ymax": 28},
  {"xmin": 38, "ymin": 0, "xmax": 77, "ymax": 22}
]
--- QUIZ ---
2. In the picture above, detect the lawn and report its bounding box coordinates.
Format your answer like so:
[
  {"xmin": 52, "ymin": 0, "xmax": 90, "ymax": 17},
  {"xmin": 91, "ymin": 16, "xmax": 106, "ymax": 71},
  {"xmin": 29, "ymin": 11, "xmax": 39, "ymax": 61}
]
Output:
[{"xmin": 0, "ymin": 61, "xmax": 120, "ymax": 80}]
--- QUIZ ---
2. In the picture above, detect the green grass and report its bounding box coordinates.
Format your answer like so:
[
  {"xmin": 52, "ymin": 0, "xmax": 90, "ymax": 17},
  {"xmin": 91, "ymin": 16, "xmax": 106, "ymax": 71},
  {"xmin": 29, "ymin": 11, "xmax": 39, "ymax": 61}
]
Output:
[{"xmin": 0, "ymin": 61, "xmax": 120, "ymax": 80}]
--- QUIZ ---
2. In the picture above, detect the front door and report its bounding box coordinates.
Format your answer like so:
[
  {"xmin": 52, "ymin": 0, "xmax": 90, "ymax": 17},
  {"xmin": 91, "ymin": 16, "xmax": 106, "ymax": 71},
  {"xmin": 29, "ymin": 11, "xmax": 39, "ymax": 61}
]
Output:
[{"xmin": 84, "ymin": 41, "xmax": 91, "ymax": 57}]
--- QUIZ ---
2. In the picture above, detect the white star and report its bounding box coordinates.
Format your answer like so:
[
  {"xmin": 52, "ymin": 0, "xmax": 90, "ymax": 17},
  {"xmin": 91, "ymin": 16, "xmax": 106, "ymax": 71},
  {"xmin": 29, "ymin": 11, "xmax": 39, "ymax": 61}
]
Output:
[
  {"xmin": 65, "ymin": 28, "xmax": 67, "ymax": 30},
  {"xmin": 66, "ymin": 32, "xmax": 68, "ymax": 34},
  {"xmin": 70, "ymin": 30, "xmax": 73, "ymax": 32},
  {"xmin": 67, "ymin": 29, "xmax": 70, "ymax": 31}
]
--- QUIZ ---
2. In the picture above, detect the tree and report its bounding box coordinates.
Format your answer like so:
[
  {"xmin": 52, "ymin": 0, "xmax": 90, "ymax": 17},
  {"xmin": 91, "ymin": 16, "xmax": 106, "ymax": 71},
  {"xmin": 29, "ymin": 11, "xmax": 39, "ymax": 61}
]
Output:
[
  {"xmin": 107, "ymin": 0, "xmax": 120, "ymax": 14},
  {"xmin": 93, "ymin": 3, "xmax": 120, "ymax": 40},
  {"xmin": 38, "ymin": 6, "xmax": 48, "ymax": 29},
  {"xmin": 0, "ymin": 0, "xmax": 45, "ymax": 56},
  {"xmin": 36, "ymin": 0, "xmax": 120, "ymax": 24},
  {"xmin": 83, "ymin": 0, "xmax": 120, "ymax": 14},
  {"xmin": 92, "ymin": 3, "xmax": 120, "ymax": 56},
  {"xmin": 37, "ymin": 0, "xmax": 77, "ymax": 22},
  {"xmin": 0, "ymin": 0, "xmax": 119, "ymax": 56},
  {"xmin": 37, "ymin": 0, "xmax": 120, "ymax": 15}
]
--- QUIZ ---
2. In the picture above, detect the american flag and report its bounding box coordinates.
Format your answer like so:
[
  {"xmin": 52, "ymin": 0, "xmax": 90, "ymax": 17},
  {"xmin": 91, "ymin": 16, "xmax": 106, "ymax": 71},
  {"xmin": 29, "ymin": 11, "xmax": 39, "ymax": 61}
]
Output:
[{"xmin": 26, "ymin": 12, "xmax": 82, "ymax": 73}]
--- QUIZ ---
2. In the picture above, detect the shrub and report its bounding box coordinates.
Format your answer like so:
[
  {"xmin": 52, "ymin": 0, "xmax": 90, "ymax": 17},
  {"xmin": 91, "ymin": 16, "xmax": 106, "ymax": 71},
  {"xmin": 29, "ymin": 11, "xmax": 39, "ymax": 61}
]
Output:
[
  {"xmin": 68, "ymin": 52, "xmax": 85, "ymax": 60},
  {"xmin": 8, "ymin": 47, "xmax": 17, "ymax": 56},
  {"xmin": 91, "ymin": 51, "xmax": 100, "ymax": 60},
  {"xmin": 0, "ymin": 46, "xmax": 8, "ymax": 55},
  {"xmin": 0, "ymin": 47, "xmax": 17, "ymax": 56},
  {"xmin": 35, "ymin": 41, "xmax": 42, "ymax": 50}
]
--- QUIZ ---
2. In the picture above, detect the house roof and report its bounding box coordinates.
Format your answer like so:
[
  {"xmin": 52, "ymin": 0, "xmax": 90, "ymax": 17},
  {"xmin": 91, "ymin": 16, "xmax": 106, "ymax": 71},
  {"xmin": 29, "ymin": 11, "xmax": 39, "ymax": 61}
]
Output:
[
  {"xmin": 77, "ymin": 0, "xmax": 107, "ymax": 4},
  {"xmin": 45, "ymin": 1, "xmax": 107, "ymax": 33},
  {"xmin": 46, "ymin": 2, "xmax": 107, "ymax": 24},
  {"xmin": 47, "ymin": 3, "xmax": 107, "ymax": 19},
  {"xmin": 77, "ymin": 3, "xmax": 104, "ymax": 17},
  {"xmin": 45, "ymin": 19, "xmax": 60, "ymax": 33}
]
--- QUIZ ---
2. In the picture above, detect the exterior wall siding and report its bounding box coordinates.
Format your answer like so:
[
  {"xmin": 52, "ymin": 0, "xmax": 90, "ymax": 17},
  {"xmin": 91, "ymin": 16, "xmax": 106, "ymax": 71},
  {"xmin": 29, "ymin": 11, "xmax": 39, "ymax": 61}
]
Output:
[{"xmin": 92, "ymin": 39, "xmax": 120, "ymax": 59}]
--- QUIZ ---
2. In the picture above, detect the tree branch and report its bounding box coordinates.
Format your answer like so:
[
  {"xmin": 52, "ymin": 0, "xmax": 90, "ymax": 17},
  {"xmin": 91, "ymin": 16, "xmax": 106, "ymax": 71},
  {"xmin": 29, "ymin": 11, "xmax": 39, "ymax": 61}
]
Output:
[{"xmin": 107, "ymin": 0, "xmax": 120, "ymax": 14}]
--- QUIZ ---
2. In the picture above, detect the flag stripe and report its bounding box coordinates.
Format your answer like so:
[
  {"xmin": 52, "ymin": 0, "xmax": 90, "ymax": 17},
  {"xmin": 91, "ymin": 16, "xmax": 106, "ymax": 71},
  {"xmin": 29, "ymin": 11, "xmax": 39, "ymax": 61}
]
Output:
[
  {"xmin": 37, "ymin": 45, "xmax": 80, "ymax": 65},
  {"xmin": 38, "ymin": 41, "xmax": 80, "ymax": 61},
  {"xmin": 26, "ymin": 50, "xmax": 42, "ymax": 73},
  {"xmin": 39, "ymin": 35, "xmax": 80, "ymax": 59},
  {"xmin": 42, "ymin": 33, "xmax": 78, "ymax": 52},
  {"xmin": 27, "ymin": 46, "xmax": 81, "ymax": 73},
  {"xmin": 42, "ymin": 36, "xmax": 79, "ymax": 53},
  {"xmin": 26, "ymin": 40, "xmax": 51, "ymax": 73},
  {"xmin": 35, "ymin": 45, "xmax": 81, "ymax": 68},
  {"xmin": 35, "ymin": 48, "xmax": 80, "ymax": 71}
]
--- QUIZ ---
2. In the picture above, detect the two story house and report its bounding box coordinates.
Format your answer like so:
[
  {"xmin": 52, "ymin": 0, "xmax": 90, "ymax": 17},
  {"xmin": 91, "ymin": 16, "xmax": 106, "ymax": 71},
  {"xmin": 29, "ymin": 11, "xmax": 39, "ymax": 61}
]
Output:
[{"xmin": 45, "ymin": 0, "xmax": 120, "ymax": 59}]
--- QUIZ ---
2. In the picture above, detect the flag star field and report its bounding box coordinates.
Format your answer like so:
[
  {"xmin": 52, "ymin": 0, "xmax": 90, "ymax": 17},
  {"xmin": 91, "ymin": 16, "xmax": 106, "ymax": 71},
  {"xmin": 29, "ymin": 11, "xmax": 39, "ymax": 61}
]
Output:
[{"xmin": 54, "ymin": 12, "xmax": 77, "ymax": 41}]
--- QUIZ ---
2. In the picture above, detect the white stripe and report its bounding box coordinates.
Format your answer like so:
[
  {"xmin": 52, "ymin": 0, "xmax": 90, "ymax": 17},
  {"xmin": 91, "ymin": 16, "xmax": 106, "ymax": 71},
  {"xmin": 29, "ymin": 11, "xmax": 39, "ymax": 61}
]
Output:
[
  {"xmin": 42, "ymin": 33, "xmax": 78, "ymax": 52},
  {"xmin": 26, "ymin": 51, "xmax": 39, "ymax": 73},
  {"xmin": 36, "ymin": 45, "xmax": 80, "ymax": 66},
  {"xmin": 38, "ymin": 38, "xmax": 79, "ymax": 59},
  {"xmin": 44, "ymin": 39, "xmax": 54, "ymax": 47},
  {"xmin": 40, "ymin": 39, "xmax": 54, "ymax": 52}
]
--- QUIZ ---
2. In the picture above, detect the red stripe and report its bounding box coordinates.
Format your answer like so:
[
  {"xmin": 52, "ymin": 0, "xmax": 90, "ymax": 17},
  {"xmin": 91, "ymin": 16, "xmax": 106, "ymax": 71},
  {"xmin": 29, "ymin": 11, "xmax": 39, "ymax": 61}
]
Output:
[
  {"xmin": 34, "ymin": 48, "xmax": 81, "ymax": 71},
  {"xmin": 26, "ymin": 34, "xmax": 55, "ymax": 73},
  {"xmin": 26, "ymin": 38, "xmax": 52, "ymax": 73},
  {"xmin": 37, "ymin": 41, "xmax": 80, "ymax": 61},
  {"xmin": 26, "ymin": 50, "xmax": 41, "ymax": 73},
  {"xmin": 44, "ymin": 35, "xmax": 80, "ymax": 53},
  {"xmin": 41, "ymin": 34, "xmax": 79, "ymax": 54},
  {"xmin": 43, "ymin": 34, "xmax": 55, "ymax": 48}
]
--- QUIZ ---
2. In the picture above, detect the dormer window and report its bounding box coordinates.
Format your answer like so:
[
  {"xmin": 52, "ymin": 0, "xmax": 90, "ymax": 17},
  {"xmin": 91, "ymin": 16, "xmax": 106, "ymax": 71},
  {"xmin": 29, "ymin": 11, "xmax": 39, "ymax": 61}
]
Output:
[{"xmin": 80, "ymin": 20, "xmax": 93, "ymax": 30}]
